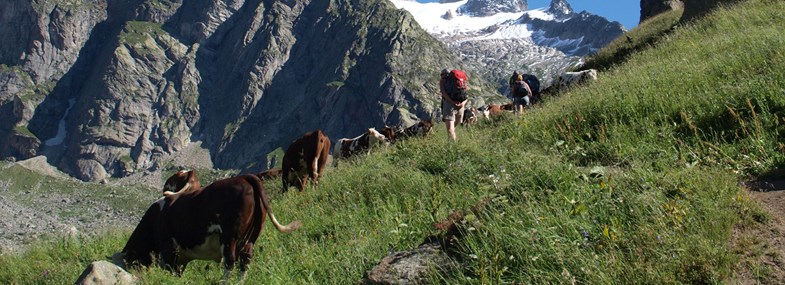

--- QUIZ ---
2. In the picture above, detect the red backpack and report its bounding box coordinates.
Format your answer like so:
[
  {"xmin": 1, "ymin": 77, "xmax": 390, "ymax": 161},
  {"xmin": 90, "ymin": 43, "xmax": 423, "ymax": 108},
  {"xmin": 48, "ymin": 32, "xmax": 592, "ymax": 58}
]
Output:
[{"xmin": 445, "ymin": 70, "xmax": 468, "ymax": 102}]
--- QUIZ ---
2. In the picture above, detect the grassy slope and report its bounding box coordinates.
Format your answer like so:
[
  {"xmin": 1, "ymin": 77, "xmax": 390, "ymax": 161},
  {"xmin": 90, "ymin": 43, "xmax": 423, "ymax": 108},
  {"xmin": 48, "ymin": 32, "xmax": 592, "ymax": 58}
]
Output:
[{"xmin": 1, "ymin": 0, "xmax": 784, "ymax": 284}]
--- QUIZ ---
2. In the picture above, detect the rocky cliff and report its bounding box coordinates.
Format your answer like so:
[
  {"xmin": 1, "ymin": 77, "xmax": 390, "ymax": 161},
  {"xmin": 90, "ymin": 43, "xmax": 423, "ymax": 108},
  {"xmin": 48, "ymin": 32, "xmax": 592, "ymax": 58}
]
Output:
[
  {"xmin": 640, "ymin": 0, "xmax": 683, "ymax": 23},
  {"xmin": 1, "ymin": 0, "xmax": 496, "ymax": 181},
  {"xmin": 458, "ymin": 0, "xmax": 527, "ymax": 17}
]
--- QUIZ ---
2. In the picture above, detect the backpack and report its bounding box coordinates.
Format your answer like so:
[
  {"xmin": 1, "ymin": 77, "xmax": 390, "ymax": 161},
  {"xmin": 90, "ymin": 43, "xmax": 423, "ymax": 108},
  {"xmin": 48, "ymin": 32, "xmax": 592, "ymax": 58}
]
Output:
[
  {"xmin": 444, "ymin": 70, "xmax": 468, "ymax": 102},
  {"xmin": 522, "ymin": 74, "xmax": 540, "ymax": 96},
  {"xmin": 512, "ymin": 81, "xmax": 530, "ymax": 98}
]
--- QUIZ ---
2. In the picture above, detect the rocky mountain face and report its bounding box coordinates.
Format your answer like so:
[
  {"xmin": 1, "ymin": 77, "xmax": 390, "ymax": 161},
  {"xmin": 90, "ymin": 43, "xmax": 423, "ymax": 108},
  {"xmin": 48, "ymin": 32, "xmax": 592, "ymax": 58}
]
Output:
[
  {"xmin": 523, "ymin": 0, "xmax": 626, "ymax": 56},
  {"xmin": 640, "ymin": 0, "xmax": 683, "ymax": 23},
  {"xmin": 458, "ymin": 0, "xmax": 527, "ymax": 17},
  {"xmin": 1, "ymin": 0, "xmax": 498, "ymax": 181}
]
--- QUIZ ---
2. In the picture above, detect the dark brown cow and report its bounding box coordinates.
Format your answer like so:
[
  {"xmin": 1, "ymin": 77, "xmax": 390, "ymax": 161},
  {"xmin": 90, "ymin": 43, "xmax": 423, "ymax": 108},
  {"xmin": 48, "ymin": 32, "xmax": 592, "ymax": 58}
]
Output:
[
  {"xmin": 281, "ymin": 130, "xmax": 331, "ymax": 192},
  {"xmin": 380, "ymin": 120, "xmax": 433, "ymax": 144},
  {"xmin": 115, "ymin": 171, "xmax": 301, "ymax": 283},
  {"xmin": 333, "ymin": 128, "xmax": 387, "ymax": 159},
  {"xmin": 257, "ymin": 168, "xmax": 282, "ymax": 181},
  {"xmin": 462, "ymin": 108, "xmax": 478, "ymax": 126},
  {"xmin": 397, "ymin": 120, "xmax": 433, "ymax": 140},
  {"xmin": 380, "ymin": 126, "xmax": 402, "ymax": 144},
  {"xmin": 500, "ymin": 102, "xmax": 514, "ymax": 111}
]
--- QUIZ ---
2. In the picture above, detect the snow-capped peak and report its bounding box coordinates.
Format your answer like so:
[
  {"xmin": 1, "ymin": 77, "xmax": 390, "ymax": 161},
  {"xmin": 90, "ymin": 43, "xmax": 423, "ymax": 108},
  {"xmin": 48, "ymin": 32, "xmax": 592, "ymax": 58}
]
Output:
[{"xmin": 547, "ymin": 0, "xmax": 573, "ymax": 18}]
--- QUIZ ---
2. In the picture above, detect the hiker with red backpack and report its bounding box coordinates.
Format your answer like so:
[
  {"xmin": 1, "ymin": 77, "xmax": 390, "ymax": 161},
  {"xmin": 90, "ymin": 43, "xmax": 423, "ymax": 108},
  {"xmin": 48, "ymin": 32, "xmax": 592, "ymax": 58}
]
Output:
[{"xmin": 440, "ymin": 68, "xmax": 468, "ymax": 141}]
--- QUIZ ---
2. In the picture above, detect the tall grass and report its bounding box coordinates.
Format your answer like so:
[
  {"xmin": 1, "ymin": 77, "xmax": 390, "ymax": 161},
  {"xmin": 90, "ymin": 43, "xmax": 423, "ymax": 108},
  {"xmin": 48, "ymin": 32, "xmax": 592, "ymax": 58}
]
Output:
[{"xmin": 1, "ymin": 0, "xmax": 783, "ymax": 284}]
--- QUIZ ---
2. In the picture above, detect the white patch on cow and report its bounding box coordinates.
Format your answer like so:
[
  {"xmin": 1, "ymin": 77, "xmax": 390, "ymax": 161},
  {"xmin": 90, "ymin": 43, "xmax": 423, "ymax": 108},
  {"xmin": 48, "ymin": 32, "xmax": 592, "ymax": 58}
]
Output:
[
  {"xmin": 154, "ymin": 197, "xmax": 166, "ymax": 210},
  {"xmin": 177, "ymin": 224, "xmax": 223, "ymax": 262},
  {"xmin": 367, "ymin": 128, "xmax": 387, "ymax": 148},
  {"xmin": 333, "ymin": 140, "xmax": 344, "ymax": 159},
  {"xmin": 557, "ymin": 69, "xmax": 598, "ymax": 90}
]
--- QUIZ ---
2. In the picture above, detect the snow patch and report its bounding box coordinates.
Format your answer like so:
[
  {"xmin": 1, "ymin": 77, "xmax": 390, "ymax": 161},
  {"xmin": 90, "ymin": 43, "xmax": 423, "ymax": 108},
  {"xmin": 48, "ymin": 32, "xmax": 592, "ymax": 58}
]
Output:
[{"xmin": 45, "ymin": 98, "xmax": 75, "ymax": 146}]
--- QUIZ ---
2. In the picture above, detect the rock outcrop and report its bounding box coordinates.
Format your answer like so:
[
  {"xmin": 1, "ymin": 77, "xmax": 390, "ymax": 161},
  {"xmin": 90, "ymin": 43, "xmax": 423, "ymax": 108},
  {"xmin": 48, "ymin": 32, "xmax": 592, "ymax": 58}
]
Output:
[
  {"xmin": 459, "ymin": 0, "xmax": 527, "ymax": 17},
  {"xmin": 74, "ymin": 260, "xmax": 136, "ymax": 285},
  {"xmin": 640, "ymin": 0, "xmax": 684, "ymax": 23}
]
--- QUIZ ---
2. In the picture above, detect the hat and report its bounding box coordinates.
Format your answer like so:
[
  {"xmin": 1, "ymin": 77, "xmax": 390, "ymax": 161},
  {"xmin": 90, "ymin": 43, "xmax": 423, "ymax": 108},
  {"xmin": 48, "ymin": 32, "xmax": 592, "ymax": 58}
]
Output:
[{"xmin": 441, "ymin": 69, "xmax": 450, "ymax": 76}]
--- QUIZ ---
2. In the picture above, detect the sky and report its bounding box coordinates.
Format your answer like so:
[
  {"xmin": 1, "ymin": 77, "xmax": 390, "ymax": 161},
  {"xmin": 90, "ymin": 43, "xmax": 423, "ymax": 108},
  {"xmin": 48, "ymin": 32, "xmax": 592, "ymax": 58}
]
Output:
[{"xmin": 416, "ymin": 0, "xmax": 640, "ymax": 30}]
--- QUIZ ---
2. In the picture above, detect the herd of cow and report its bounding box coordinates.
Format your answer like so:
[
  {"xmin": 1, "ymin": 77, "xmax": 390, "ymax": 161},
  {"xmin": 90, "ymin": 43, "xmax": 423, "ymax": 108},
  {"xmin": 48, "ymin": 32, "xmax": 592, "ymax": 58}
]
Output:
[
  {"xmin": 110, "ymin": 68, "xmax": 599, "ymax": 282},
  {"xmin": 112, "ymin": 119, "xmax": 435, "ymax": 283}
]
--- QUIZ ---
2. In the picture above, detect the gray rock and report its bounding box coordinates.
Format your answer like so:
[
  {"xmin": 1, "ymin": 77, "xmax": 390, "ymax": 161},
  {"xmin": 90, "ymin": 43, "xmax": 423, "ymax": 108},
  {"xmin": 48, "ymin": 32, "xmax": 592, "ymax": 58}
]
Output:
[
  {"xmin": 361, "ymin": 242, "xmax": 456, "ymax": 285},
  {"xmin": 74, "ymin": 260, "xmax": 136, "ymax": 285}
]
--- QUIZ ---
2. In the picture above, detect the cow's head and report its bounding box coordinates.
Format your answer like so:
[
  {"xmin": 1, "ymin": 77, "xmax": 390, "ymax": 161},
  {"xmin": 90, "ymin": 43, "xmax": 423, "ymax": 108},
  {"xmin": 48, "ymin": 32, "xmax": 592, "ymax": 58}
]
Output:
[
  {"xmin": 380, "ymin": 126, "xmax": 399, "ymax": 143},
  {"xmin": 418, "ymin": 120, "xmax": 433, "ymax": 136},
  {"xmin": 367, "ymin": 128, "xmax": 388, "ymax": 146},
  {"xmin": 162, "ymin": 170, "xmax": 200, "ymax": 195}
]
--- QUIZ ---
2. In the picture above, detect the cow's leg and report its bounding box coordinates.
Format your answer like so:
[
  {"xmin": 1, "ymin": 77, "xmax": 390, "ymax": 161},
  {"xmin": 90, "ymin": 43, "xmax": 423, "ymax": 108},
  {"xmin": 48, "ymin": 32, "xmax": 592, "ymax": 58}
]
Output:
[
  {"xmin": 222, "ymin": 242, "xmax": 238, "ymax": 284},
  {"xmin": 237, "ymin": 243, "xmax": 254, "ymax": 283},
  {"xmin": 298, "ymin": 174, "xmax": 308, "ymax": 192}
]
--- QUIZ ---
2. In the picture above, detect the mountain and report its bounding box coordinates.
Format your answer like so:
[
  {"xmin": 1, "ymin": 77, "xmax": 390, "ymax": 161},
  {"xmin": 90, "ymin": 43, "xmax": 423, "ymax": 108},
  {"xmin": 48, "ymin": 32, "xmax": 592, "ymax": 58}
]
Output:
[
  {"xmin": 390, "ymin": 0, "xmax": 626, "ymax": 90},
  {"xmin": 0, "ymin": 0, "xmax": 500, "ymax": 181}
]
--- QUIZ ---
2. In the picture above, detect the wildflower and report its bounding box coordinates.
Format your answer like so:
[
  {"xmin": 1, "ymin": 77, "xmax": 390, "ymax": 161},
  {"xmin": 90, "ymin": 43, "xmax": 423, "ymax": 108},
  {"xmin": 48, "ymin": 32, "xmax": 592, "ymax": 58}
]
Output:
[
  {"xmin": 469, "ymin": 254, "xmax": 478, "ymax": 259},
  {"xmin": 581, "ymin": 229, "xmax": 590, "ymax": 240}
]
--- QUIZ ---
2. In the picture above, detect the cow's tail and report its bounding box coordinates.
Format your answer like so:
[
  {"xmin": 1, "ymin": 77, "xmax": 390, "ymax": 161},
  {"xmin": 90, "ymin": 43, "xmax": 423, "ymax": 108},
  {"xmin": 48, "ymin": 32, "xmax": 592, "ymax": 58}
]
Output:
[{"xmin": 244, "ymin": 175, "xmax": 302, "ymax": 233}]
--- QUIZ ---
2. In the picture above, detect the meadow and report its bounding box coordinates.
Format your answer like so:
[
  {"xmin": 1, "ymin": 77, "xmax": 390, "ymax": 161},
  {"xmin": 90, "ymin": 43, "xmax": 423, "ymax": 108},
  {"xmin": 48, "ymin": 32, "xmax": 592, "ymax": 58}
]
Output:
[{"xmin": 1, "ymin": 0, "xmax": 784, "ymax": 283}]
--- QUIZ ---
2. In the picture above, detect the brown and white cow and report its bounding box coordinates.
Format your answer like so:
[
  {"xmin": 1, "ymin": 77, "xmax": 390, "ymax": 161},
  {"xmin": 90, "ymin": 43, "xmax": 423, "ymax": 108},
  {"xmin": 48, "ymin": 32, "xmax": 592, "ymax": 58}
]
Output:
[
  {"xmin": 555, "ymin": 69, "xmax": 598, "ymax": 91},
  {"xmin": 398, "ymin": 120, "xmax": 433, "ymax": 140},
  {"xmin": 478, "ymin": 104, "xmax": 505, "ymax": 119},
  {"xmin": 462, "ymin": 108, "xmax": 478, "ymax": 126},
  {"xmin": 333, "ymin": 128, "xmax": 387, "ymax": 160},
  {"xmin": 281, "ymin": 130, "xmax": 331, "ymax": 192},
  {"xmin": 115, "ymin": 170, "xmax": 301, "ymax": 283}
]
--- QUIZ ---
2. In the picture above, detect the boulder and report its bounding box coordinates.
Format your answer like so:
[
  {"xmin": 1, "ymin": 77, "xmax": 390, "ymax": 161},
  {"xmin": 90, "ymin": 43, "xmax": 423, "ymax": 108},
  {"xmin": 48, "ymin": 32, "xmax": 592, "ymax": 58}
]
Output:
[
  {"xmin": 361, "ymin": 242, "xmax": 456, "ymax": 285},
  {"xmin": 74, "ymin": 260, "xmax": 136, "ymax": 285}
]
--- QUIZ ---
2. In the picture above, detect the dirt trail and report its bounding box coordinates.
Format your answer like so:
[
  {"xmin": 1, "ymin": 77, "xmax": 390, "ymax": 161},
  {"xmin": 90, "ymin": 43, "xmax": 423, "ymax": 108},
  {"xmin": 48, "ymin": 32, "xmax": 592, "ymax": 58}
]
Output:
[{"xmin": 733, "ymin": 178, "xmax": 785, "ymax": 284}]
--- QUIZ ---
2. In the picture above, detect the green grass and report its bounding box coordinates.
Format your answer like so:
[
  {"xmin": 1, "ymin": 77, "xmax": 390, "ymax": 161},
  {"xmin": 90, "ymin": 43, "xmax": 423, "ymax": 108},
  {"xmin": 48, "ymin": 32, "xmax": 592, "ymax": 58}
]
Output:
[{"xmin": 1, "ymin": 0, "xmax": 783, "ymax": 284}]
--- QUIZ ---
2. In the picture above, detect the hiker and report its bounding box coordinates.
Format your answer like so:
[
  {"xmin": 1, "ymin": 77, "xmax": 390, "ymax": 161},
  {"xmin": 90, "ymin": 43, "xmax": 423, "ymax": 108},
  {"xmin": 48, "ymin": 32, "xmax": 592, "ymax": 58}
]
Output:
[
  {"xmin": 508, "ymin": 70, "xmax": 520, "ymax": 97},
  {"xmin": 510, "ymin": 74, "xmax": 532, "ymax": 115},
  {"xmin": 439, "ymin": 68, "xmax": 467, "ymax": 141}
]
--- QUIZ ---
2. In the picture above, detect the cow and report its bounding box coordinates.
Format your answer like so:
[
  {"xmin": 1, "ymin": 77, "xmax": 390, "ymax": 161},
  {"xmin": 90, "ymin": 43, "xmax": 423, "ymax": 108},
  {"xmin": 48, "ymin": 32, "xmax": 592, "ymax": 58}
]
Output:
[
  {"xmin": 500, "ymin": 102, "xmax": 514, "ymax": 111},
  {"xmin": 257, "ymin": 168, "xmax": 282, "ymax": 181},
  {"xmin": 162, "ymin": 169, "xmax": 200, "ymax": 196},
  {"xmin": 281, "ymin": 129, "xmax": 331, "ymax": 192},
  {"xmin": 462, "ymin": 108, "xmax": 478, "ymax": 126},
  {"xmin": 555, "ymin": 69, "xmax": 598, "ymax": 91},
  {"xmin": 397, "ymin": 120, "xmax": 433, "ymax": 140},
  {"xmin": 478, "ymin": 104, "xmax": 504, "ymax": 119},
  {"xmin": 333, "ymin": 128, "xmax": 387, "ymax": 160},
  {"xmin": 115, "ymin": 170, "xmax": 301, "ymax": 283},
  {"xmin": 380, "ymin": 126, "xmax": 402, "ymax": 144}
]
